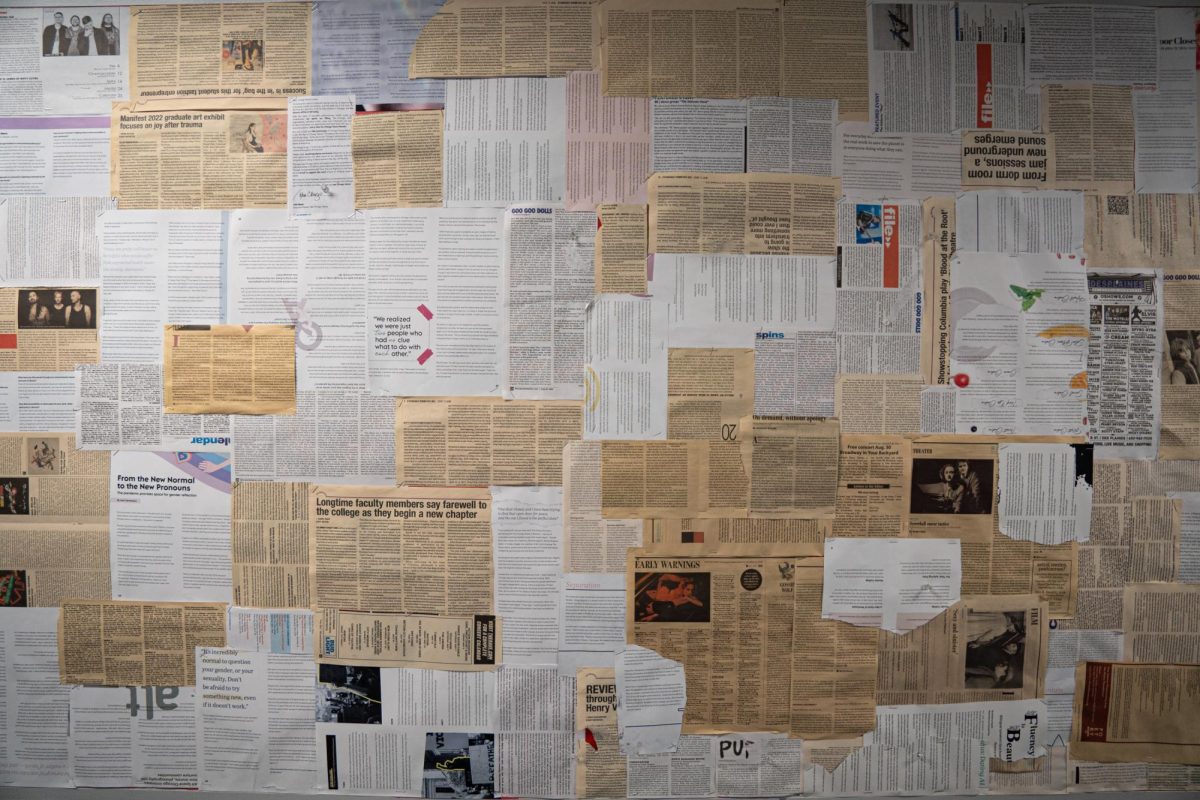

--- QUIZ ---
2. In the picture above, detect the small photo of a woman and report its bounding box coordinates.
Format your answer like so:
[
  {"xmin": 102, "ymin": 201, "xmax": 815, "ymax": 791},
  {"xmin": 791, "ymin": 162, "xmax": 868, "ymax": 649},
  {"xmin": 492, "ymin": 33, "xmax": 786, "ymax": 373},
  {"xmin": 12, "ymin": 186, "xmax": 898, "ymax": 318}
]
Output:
[{"xmin": 1166, "ymin": 331, "xmax": 1200, "ymax": 385}]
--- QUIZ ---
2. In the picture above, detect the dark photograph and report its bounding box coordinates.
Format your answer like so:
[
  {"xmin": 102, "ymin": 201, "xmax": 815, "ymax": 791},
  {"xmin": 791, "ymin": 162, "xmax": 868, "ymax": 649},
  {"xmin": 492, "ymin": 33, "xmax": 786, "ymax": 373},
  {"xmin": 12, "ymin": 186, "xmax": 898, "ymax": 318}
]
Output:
[
  {"xmin": 422, "ymin": 732, "xmax": 494, "ymax": 799},
  {"xmin": 0, "ymin": 479, "xmax": 30, "ymax": 516},
  {"xmin": 0, "ymin": 570, "xmax": 28, "ymax": 607},
  {"xmin": 17, "ymin": 288, "xmax": 96, "ymax": 329},
  {"xmin": 1165, "ymin": 330, "xmax": 1200, "ymax": 385},
  {"xmin": 965, "ymin": 610, "xmax": 1025, "ymax": 689},
  {"xmin": 633, "ymin": 571, "xmax": 710, "ymax": 623},
  {"xmin": 222, "ymin": 39, "xmax": 263, "ymax": 73},
  {"xmin": 910, "ymin": 458, "xmax": 993, "ymax": 515},
  {"xmin": 316, "ymin": 664, "xmax": 383, "ymax": 724},
  {"xmin": 42, "ymin": 9, "xmax": 119, "ymax": 56}
]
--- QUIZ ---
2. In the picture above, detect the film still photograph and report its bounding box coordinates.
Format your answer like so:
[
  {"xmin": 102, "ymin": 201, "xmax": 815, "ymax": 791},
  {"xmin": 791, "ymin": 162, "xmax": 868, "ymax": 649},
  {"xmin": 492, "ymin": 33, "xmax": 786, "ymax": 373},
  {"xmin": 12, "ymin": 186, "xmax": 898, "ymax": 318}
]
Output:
[
  {"xmin": 1165, "ymin": 330, "xmax": 1200, "ymax": 385},
  {"xmin": 633, "ymin": 571, "xmax": 711, "ymax": 623},
  {"xmin": 964, "ymin": 610, "xmax": 1026, "ymax": 689},
  {"xmin": 315, "ymin": 664, "xmax": 383, "ymax": 725},
  {"xmin": 910, "ymin": 457, "xmax": 993, "ymax": 515}
]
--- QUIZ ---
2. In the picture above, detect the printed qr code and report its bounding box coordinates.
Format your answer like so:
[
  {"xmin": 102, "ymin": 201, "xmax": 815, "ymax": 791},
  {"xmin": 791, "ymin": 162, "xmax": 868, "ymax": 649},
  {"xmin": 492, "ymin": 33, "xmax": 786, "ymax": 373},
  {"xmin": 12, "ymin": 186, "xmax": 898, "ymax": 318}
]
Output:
[{"xmin": 1106, "ymin": 195, "xmax": 1130, "ymax": 216}]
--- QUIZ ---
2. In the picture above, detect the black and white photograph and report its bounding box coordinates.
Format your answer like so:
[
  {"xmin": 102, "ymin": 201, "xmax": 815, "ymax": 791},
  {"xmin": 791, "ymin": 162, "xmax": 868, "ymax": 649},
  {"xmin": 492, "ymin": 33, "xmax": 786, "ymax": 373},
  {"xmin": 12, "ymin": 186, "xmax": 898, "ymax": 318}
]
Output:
[
  {"xmin": 422, "ymin": 732, "xmax": 495, "ymax": 799},
  {"xmin": 315, "ymin": 665, "xmax": 383, "ymax": 725},
  {"xmin": 27, "ymin": 438, "xmax": 61, "ymax": 475},
  {"xmin": 42, "ymin": 9, "xmax": 119, "ymax": 56},
  {"xmin": 964, "ymin": 610, "xmax": 1026, "ymax": 689},
  {"xmin": 871, "ymin": 4, "xmax": 914, "ymax": 51},
  {"xmin": 17, "ymin": 288, "xmax": 96, "ymax": 330},
  {"xmin": 910, "ymin": 457, "xmax": 993, "ymax": 515},
  {"xmin": 1165, "ymin": 330, "xmax": 1200, "ymax": 385}
]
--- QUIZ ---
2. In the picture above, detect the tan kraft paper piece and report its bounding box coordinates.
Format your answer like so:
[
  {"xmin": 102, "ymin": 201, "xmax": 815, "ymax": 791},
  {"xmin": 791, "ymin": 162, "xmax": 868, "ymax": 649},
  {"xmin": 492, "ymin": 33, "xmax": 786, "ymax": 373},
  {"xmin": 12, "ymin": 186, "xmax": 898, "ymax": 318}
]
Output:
[
  {"xmin": 111, "ymin": 104, "xmax": 288, "ymax": 209},
  {"xmin": 595, "ymin": 204, "xmax": 647, "ymax": 294},
  {"xmin": 309, "ymin": 485, "xmax": 493, "ymax": 615},
  {"xmin": 627, "ymin": 544, "xmax": 821, "ymax": 735},
  {"xmin": 128, "ymin": 2, "xmax": 311, "ymax": 109},
  {"xmin": 0, "ymin": 524, "xmax": 110, "ymax": 606},
  {"xmin": 232, "ymin": 480, "xmax": 311, "ymax": 609},
  {"xmin": 877, "ymin": 595, "xmax": 1049, "ymax": 705},
  {"xmin": 1084, "ymin": 191, "xmax": 1200, "ymax": 270},
  {"xmin": 409, "ymin": 0, "xmax": 596, "ymax": 78},
  {"xmin": 351, "ymin": 111, "xmax": 443, "ymax": 208},
  {"xmin": 395, "ymin": 397, "xmax": 582, "ymax": 486},
  {"xmin": 0, "ymin": 432, "xmax": 109, "ymax": 526},
  {"xmin": 1071, "ymin": 661, "xmax": 1200, "ymax": 765},
  {"xmin": 1, "ymin": 287, "xmax": 99, "ymax": 371},
  {"xmin": 163, "ymin": 324, "xmax": 296, "ymax": 415},
  {"xmin": 598, "ymin": 0, "xmax": 867, "ymax": 117},
  {"xmin": 316, "ymin": 607, "xmax": 500, "ymax": 670},
  {"xmin": 58, "ymin": 599, "xmax": 226, "ymax": 686},
  {"xmin": 648, "ymin": 172, "xmax": 839, "ymax": 256}
]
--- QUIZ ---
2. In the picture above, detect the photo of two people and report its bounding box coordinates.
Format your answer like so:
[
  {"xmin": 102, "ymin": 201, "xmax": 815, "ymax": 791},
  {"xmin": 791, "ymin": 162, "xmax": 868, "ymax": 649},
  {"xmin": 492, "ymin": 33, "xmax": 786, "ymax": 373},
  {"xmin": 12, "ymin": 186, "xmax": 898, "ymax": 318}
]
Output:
[{"xmin": 910, "ymin": 458, "xmax": 993, "ymax": 515}]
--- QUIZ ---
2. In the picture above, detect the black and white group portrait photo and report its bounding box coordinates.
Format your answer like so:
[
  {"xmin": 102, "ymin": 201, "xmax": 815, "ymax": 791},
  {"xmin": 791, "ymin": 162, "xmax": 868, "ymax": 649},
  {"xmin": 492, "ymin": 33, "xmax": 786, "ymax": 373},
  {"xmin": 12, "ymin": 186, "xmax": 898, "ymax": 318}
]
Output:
[
  {"xmin": 17, "ymin": 288, "xmax": 96, "ymax": 330},
  {"xmin": 42, "ymin": 8, "xmax": 119, "ymax": 56},
  {"xmin": 910, "ymin": 457, "xmax": 994, "ymax": 515}
]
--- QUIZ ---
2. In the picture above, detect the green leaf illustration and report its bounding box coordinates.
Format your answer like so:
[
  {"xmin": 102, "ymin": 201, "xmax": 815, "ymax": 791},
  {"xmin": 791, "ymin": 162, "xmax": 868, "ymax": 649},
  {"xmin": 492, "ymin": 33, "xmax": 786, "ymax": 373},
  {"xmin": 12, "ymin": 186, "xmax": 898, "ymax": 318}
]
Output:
[{"xmin": 1010, "ymin": 284, "xmax": 1044, "ymax": 312}]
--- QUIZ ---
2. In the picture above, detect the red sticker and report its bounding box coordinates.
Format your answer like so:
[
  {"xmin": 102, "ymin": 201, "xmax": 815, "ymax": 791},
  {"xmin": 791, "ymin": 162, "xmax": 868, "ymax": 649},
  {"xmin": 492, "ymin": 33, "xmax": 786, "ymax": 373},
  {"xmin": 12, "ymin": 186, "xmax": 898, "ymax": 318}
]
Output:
[
  {"xmin": 584, "ymin": 728, "xmax": 598, "ymax": 750},
  {"xmin": 417, "ymin": 348, "xmax": 433, "ymax": 365},
  {"xmin": 417, "ymin": 303, "xmax": 433, "ymax": 321},
  {"xmin": 953, "ymin": 373, "xmax": 970, "ymax": 388}
]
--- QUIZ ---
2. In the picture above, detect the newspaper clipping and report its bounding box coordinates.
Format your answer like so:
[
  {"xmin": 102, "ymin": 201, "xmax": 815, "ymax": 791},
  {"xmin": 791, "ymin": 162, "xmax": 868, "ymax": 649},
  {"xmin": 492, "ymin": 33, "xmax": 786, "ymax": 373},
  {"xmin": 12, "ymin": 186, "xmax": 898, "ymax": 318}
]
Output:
[
  {"xmin": 128, "ymin": 2, "xmax": 311, "ymax": 108},
  {"xmin": 111, "ymin": 104, "xmax": 288, "ymax": 209},
  {"xmin": 308, "ymin": 485, "xmax": 493, "ymax": 615},
  {"xmin": 317, "ymin": 607, "xmax": 499, "ymax": 670},
  {"xmin": 162, "ymin": 324, "xmax": 296, "ymax": 415},
  {"xmin": 58, "ymin": 599, "xmax": 227, "ymax": 686},
  {"xmin": 1, "ymin": 286, "xmax": 99, "ymax": 371}
]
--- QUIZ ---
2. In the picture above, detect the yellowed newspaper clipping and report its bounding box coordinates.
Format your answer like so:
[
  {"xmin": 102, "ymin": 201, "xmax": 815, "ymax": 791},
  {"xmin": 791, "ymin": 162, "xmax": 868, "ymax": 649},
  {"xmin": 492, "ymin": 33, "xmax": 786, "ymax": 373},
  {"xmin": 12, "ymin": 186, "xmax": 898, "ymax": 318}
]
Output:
[
  {"xmin": 877, "ymin": 595, "xmax": 1049, "ymax": 705},
  {"xmin": 409, "ymin": 0, "xmax": 595, "ymax": 78},
  {"xmin": 309, "ymin": 485, "xmax": 493, "ymax": 615},
  {"xmin": 0, "ymin": 432, "xmax": 109, "ymax": 525},
  {"xmin": 163, "ymin": 324, "xmax": 296, "ymax": 415},
  {"xmin": 575, "ymin": 666, "xmax": 626, "ymax": 798},
  {"xmin": 112, "ymin": 104, "xmax": 288, "ymax": 209},
  {"xmin": 58, "ymin": 598, "xmax": 226, "ymax": 686},
  {"xmin": 595, "ymin": 204, "xmax": 647, "ymax": 294},
  {"xmin": 232, "ymin": 480, "xmax": 310, "ymax": 608},
  {"xmin": 352, "ymin": 110, "xmax": 443, "ymax": 208},
  {"xmin": 648, "ymin": 172, "xmax": 839, "ymax": 256},
  {"xmin": 0, "ymin": 524, "xmax": 110, "ymax": 606},
  {"xmin": 129, "ymin": 2, "xmax": 312, "ymax": 108},
  {"xmin": 626, "ymin": 544, "xmax": 822, "ymax": 735},
  {"xmin": 317, "ymin": 607, "xmax": 499, "ymax": 670},
  {"xmin": 396, "ymin": 397, "xmax": 582, "ymax": 486}
]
